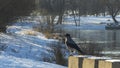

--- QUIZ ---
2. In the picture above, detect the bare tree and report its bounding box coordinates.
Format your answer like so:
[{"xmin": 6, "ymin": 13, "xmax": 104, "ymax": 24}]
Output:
[
  {"xmin": 38, "ymin": 0, "xmax": 120, "ymax": 26},
  {"xmin": 39, "ymin": 0, "xmax": 67, "ymax": 32},
  {"xmin": 55, "ymin": 0, "xmax": 65, "ymax": 25},
  {"xmin": 69, "ymin": 0, "xmax": 78, "ymax": 26},
  {"xmin": 104, "ymin": 0, "xmax": 120, "ymax": 24}
]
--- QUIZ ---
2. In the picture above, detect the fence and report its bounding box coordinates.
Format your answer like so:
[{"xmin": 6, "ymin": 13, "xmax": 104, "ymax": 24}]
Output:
[{"xmin": 69, "ymin": 55, "xmax": 120, "ymax": 68}]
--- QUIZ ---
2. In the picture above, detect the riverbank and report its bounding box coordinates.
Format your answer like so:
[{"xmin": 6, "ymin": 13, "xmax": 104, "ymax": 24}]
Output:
[{"xmin": 0, "ymin": 21, "xmax": 67, "ymax": 68}]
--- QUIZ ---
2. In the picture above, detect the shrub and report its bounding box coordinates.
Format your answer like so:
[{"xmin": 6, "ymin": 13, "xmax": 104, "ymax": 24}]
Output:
[{"xmin": 47, "ymin": 41, "xmax": 67, "ymax": 66}]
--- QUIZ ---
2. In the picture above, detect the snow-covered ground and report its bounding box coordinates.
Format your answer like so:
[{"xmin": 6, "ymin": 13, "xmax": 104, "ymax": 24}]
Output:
[
  {"xmin": 0, "ymin": 54, "xmax": 66, "ymax": 68},
  {"xmin": 0, "ymin": 21, "xmax": 67, "ymax": 68},
  {"xmin": 61, "ymin": 16, "xmax": 120, "ymax": 30}
]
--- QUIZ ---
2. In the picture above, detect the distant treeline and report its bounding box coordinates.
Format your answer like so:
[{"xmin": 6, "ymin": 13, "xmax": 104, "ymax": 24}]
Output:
[
  {"xmin": 0, "ymin": 0, "xmax": 120, "ymax": 32},
  {"xmin": 38, "ymin": 0, "xmax": 120, "ymax": 26},
  {"xmin": 0, "ymin": 0, "xmax": 35, "ymax": 32}
]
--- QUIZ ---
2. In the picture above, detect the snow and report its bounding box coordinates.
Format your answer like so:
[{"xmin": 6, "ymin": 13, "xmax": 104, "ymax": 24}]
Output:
[
  {"xmin": 73, "ymin": 55, "xmax": 93, "ymax": 58},
  {"xmin": 101, "ymin": 51, "xmax": 120, "ymax": 55},
  {"xmin": 87, "ymin": 56, "xmax": 111, "ymax": 60},
  {"xmin": 0, "ymin": 54, "xmax": 66, "ymax": 68},
  {"xmin": 73, "ymin": 55, "xmax": 111, "ymax": 60},
  {"xmin": 60, "ymin": 16, "xmax": 120, "ymax": 30},
  {"xmin": 0, "ymin": 32, "xmax": 54, "ymax": 60},
  {"xmin": 106, "ymin": 59, "xmax": 120, "ymax": 62},
  {"xmin": 0, "ymin": 20, "xmax": 66, "ymax": 68}
]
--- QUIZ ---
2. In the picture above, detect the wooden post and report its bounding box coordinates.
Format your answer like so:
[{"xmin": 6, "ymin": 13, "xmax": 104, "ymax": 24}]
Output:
[
  {"xmin": 82, "ymin": 58, "xmax": 95, "ymax": 68},
  {"xmin": 68, "ymin": 55, "xmax": 114, "ymax": 68},
  {"xmin": 98, "ymin": 60, "xmax": 106, "ymax": 68},
  {"xmin": 99, "ymin": 60, "xmax": 120, "ymax": 68},
  {"xmin": 68, "ymin": 55, "xmax": 88, "ymax": 68},
  {"xmin": 82, "ymin": 57, "xmax": 111, "ymax": 68}
]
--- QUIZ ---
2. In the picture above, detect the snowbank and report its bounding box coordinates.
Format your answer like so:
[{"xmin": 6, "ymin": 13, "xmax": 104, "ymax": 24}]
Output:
[
  {"xmin": 0, "ymin": 54, "xmax": 67, "ymax": 68},
  {"xmin": 0, "ymin": 20, "xmax": 66, "ymax": 68}
]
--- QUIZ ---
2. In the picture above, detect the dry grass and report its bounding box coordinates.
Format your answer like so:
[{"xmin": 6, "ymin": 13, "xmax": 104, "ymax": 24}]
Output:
[
  {"xmin": 42, "ymin": 31, "xmax": 53, "ymax": 39},
  {"xmin": 33, "ymin": 25, "xmax": 54, "ymax": 38},
  {"xmin": 17, "ymin": 29, "xmax": 38, "ymax": 36}
]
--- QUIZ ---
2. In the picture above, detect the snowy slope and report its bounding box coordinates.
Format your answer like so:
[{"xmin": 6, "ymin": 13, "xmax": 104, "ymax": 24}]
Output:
[
  {"xmin": 0, "ymin": 22, "xmax": 55, "ymax": 61},
  {"xmin": 0, "ymin": 33, "xmax": 55, "ymax": 61},
  {"xmin": 0, "ymin": 54, "xmax": 66, "ymax": 68},
  {"xmin": 0, "ymin": 21, "xmax": 67, "ymax": 68}
]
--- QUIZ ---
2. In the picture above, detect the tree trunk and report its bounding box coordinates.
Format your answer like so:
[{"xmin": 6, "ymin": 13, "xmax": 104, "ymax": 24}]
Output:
[
  {"xmin": 50, "ymin": 15, "xmax": 56, "ymax": 32},
  {"xmin": 78, "ymin": 15, "xmax": 81, "ymax": 26},
  {"xmin": 56, "ymin": 14, "xmax": 63, "ymax": 24},
  {"xmin": 112, "ymin": 15, "xmax": 119, "ymax": 24},
  {"xmin": 78, "ymin": 9, "xmax": 81, "ymax": 26},
  {"xmin": 46, "ymin": 15, "xmax": 56, "ymax": 32},
  {"xmin": 103, "ymin": 12, "xmax": 106, "ymax": 17},
  {"xmin": 72, "ymin": 10, "xmax": 77, "ymax": 26}
]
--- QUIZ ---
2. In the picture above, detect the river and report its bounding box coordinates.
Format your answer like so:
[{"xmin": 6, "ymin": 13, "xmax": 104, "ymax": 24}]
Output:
[{"xmin": 55, "ymin": 28, "xmax": 120, "ymax": 57}]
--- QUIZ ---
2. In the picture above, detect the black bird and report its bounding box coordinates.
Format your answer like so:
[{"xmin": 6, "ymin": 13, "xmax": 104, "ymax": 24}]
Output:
[{"xmin": 65, "ymin": 33, "xmax": 84, "ymax": 55}]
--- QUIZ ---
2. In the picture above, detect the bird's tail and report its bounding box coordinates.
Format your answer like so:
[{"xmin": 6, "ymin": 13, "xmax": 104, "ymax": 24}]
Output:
[{"xmin": 77, "ymin": 48, "xmax": 85, "ymax": 55}]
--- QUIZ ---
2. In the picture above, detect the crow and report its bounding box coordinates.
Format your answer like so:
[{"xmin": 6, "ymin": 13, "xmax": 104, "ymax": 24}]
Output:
[{"xmin": 65, "ymin": 33, "xmax": 85, "ymax": 55}]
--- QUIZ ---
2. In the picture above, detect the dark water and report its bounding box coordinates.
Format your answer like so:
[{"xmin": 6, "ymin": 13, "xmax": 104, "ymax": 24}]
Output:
[
  {"xmin": 55, "ymin": 28, "xmax": 120, "ymax": 57},
  {"xmin": 63, "ymin": 29, "xmax": 120, "ymax": 49}
]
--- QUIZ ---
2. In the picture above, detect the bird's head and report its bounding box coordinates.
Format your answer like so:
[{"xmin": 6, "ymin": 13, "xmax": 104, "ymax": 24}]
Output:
[{"xmin": 65, "ymin": 33, "xmax": 70, "ymax": 37}]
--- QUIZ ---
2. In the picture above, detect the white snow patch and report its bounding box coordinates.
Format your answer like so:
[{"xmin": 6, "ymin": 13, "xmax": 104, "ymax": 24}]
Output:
[
  {"xmin": 106, "ymin": 59, "xmax": 120, "ymax": 62},
  {"xmin": 0, "ymin": 55, "xmax": 67, "ymax": 68},
  {"xmin": 73, "ymin": 55, "xmax": 93, "ymax": 58},
  {"xmin": 73, "ymin": 55, "xmax": 111, "ymax": 60},
  {"xmin": 61, "ymin": 16, "xmax": 120, "ymax": 30},
  {"xmin": 88, "ymin": 56, "xmax": 111, "ymax": 60}
]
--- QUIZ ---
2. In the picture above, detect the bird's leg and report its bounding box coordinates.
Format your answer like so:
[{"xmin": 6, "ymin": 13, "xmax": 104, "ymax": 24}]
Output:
[
  {"xmin": 70, "ymin": 51, "xmax": 72, "ymax": 55},
  {"xmin": 73, "ymin": 50, "xmax": 76, "ymax": 53},
  {"xmin": 69, "ymin": 49, "xmax": 73, "ymax": 56},
  {"xmin": 66, "ymin": 45, "xmax": 69, "ymax": 50},
  {"xmin": 70, "ymin": 52, "xmax": 73, "ymax": 56}
]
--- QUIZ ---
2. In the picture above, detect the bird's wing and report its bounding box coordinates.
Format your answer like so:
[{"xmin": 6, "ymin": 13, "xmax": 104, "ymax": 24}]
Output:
[
  {"xmin": 66, "ymin": 39, "xmax": 85, "ymax": 54},
  {"xmin": 66, "ymin": 39, "xmax": 79, "ymax": 48}
]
